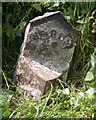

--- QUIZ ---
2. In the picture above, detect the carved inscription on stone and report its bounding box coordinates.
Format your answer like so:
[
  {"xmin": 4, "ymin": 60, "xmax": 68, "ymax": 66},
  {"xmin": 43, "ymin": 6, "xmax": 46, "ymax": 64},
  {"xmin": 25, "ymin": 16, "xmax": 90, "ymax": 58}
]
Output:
[{"xmin": 24, "ymin": 20, "xmax": 76, "ymax": 73}]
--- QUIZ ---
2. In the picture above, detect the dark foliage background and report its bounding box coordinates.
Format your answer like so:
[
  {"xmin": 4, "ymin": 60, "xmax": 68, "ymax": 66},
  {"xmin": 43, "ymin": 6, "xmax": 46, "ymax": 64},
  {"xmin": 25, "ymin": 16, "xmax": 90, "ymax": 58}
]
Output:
[{"xmin": 1, "ymin": 2, "xmax": 96, "ymax": 119}]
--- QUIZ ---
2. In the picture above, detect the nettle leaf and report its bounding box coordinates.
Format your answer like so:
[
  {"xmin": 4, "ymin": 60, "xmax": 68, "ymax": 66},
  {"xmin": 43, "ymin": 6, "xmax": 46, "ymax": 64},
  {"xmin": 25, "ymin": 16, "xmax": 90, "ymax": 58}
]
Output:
[
  {"xmin": 33, "ymin": 3, "xmax": 42, "ymax": 12},
  {"xmin": 77, "ymin": 19, "xmax": 84, "ymax": 24},
  {"xmin": 88, "ymin": 80, "xmax": 96, "ymax": 88},
  {"xmin": 91, "ymin": 54, "xmax": 96, "ymax": 68},
  {"xmin": 86, "ymin": 87, "xmax": 94, "ymax": 98},
  {"xmin": 78, "ymin": 92, "xmax": 84, "ymax": 98},
  {"xmin": 3, "ymin": 109, "xmax": 11, "ymax": 117},
  {"xmin": 20, "ymin": 22, "xmax": 26, "ymax": 29},
  {"xmin": 84, "ymin": 71, "xmax": 94, "ymax": 81},
  {"xmin": 30, "ymin": 105, "xmax": 37, "ymax": 114},
  {"xmin": 53, "ymin": 1, "xmax": 60, "ymax": 7},
  {"xmin": 65, "ymin": 16, "xmax": 71, "ymax": 21}
]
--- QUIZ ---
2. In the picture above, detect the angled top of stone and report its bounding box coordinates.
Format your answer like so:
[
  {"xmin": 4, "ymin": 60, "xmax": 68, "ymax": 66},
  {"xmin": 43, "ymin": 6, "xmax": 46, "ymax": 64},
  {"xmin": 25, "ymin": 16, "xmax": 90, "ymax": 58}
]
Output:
[{"xmin": 30, "ymin": 11, "xmax": 61, "ymax": 22}]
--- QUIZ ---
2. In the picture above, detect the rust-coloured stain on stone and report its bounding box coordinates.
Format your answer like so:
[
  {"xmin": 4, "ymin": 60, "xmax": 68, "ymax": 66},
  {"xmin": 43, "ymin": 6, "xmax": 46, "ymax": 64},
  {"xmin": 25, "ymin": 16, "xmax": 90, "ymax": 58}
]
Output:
[{"xmin": 14, "ymin": 11, "xmax": 78, "ymax": 98}]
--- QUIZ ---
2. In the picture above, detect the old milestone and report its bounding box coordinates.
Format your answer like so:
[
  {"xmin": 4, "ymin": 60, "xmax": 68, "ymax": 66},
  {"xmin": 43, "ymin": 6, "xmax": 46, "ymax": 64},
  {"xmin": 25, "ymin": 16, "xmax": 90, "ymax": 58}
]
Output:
[{"xmin": 14, "ymin": 11, "xmax": 77, "ymax": 98}]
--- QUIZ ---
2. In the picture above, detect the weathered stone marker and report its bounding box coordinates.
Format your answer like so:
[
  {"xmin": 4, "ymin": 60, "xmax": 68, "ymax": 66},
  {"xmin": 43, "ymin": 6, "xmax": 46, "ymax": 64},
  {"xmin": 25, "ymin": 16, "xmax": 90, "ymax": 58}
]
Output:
[{"xmin": 14, "ymin": 11, "xmax": 77, "ymax": 98}]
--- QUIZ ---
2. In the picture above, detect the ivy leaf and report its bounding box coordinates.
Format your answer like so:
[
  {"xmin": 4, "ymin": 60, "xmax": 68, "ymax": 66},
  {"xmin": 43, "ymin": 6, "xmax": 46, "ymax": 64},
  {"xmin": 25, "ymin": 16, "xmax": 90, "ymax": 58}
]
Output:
[{"xmin": 84, "ymin": 71, "xmax": 94, "ymax": 81}]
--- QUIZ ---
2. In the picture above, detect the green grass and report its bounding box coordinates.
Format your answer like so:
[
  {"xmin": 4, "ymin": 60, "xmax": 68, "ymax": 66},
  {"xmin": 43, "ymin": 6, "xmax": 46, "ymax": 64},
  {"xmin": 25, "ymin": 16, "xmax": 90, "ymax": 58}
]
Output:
[{"xmin": 1, "ymin": 2, "xmax": 96, "ymax": 119}]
